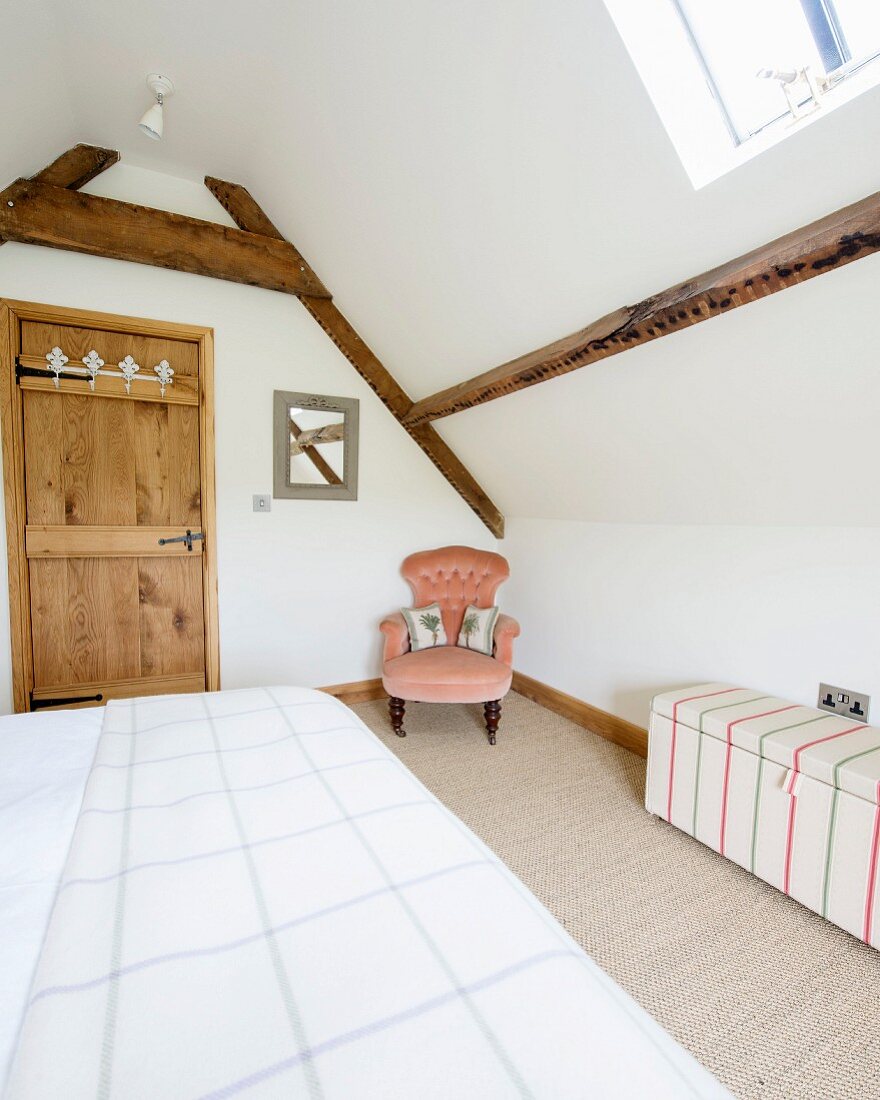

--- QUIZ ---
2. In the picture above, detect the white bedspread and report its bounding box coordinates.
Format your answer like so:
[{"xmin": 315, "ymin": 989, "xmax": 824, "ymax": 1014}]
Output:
[
  {"xmin": 0, "ymin": 707, "xmax": 104, "ymax": 1090},
  {"xmin": 4, "ymin": 687, "xmax": 729, "ymax": 1098}
]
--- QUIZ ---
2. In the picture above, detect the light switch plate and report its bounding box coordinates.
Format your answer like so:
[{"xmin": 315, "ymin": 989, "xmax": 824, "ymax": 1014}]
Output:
[
  {"xmin": 252, "ymin": 494, "xmax": 271, "ymax": 513},
  {"xmin": 818, "ymin": 683, "xmax": 870, "ymax": 723}
]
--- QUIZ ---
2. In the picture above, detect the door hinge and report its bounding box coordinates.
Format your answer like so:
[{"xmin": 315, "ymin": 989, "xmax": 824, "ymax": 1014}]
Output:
[
  {"xmin": 30, "ymin": 692, "xmax": 103, "ymax": 711},
  {"xmin": 15, "ymin": 357, "xmax": 83, "ymax": 385}
]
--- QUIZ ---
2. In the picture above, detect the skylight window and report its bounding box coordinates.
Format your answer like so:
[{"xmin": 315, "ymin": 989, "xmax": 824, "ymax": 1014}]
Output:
[{"xmin": 604, "ymin": 0, "xmax": 880, "ymax": 187}]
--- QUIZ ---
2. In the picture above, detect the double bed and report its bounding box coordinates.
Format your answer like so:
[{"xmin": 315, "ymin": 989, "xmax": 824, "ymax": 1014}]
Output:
[{"xmin": 1, "ymin": 686, "xmax": 728, "ymax": 1098}]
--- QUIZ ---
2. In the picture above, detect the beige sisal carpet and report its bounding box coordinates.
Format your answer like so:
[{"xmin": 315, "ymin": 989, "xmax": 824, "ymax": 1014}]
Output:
[{"xmin": 352, "ymin": 691, "xmax": 880, "ymax": 1100}]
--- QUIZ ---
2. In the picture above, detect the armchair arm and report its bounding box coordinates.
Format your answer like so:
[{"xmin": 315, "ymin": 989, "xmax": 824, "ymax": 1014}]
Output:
[
  {"xmin": 380, "ymin": 612, "xmax": 410, "ymax": 662},
  {"xmin": 493, "ymin": 613, "xmax": 520, "ymax": 668}
]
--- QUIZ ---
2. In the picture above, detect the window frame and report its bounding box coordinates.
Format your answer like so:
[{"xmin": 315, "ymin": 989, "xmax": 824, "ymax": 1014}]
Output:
[
  {"xmin": 602, "ymin": 0, "xmax": 880, "ymax": 188},
  {"xmin": 672, "ymin": 0, "xmax": 879, "ymax": 145}
]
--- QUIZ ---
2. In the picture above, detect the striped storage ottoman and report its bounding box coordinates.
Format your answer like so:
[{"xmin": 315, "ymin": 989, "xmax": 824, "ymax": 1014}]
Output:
[{"xmin": 646, "ymin": 684, "xmax": 880, "ymax": 949}]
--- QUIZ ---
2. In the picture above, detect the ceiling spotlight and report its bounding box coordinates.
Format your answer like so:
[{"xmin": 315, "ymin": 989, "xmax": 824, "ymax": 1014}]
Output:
[{"xmin": 138, "ymin": 74, "xmax": 174, "ymax": 140}]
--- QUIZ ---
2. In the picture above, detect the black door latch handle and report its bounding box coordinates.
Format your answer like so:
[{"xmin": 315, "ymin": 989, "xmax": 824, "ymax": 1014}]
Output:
[{"xmin": 157, "ymin": 529, "xmax": 205, "ymax": 552}]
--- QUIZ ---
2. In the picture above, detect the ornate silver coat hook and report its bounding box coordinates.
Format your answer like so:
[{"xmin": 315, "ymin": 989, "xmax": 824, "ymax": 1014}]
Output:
[
  {"xmin": 153, "ymin": 360, "xmax": 174, "ymax": 397},
  {"xmin": 82, "ymin": 350, "xmax": 104, "ymax": 391},
  {"xmin": 46, "ymin": 347, "xmax": 69, "ymax": 388},
  {"xmin": 118, "ymin": 355, "xmax": 140, "ymax": 394}
]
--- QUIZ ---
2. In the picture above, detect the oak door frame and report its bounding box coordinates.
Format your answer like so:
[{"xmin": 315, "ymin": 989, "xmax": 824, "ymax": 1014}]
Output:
[{"xmin": 0, "ymin": 299, "xmax": 220, "ymax": 712}]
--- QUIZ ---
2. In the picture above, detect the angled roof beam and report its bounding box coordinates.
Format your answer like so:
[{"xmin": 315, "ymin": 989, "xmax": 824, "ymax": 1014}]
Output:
[
  {"xmin": 205, "ymin": 177, "xmax": 504, "ymax": 537},
  {"xmin": 0, "ymin": 179, "xmax": 330, "ymax": 298},
  {"xmin": 403, "ymin": 190, "xmax": 880, "ymax": 426},
  {"xmin": 0, "ymin": 143, "xmax": 119, "ymax": 247},
  {"xmin": 0, "ymin": 146, "xmax": 502, "ymax": 534},
  {"xmin": 29, "ymin": 143, "xmax": 121, "ymax": 190}
]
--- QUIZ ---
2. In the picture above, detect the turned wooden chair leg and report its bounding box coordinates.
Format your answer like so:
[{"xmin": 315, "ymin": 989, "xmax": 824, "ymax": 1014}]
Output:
[
  {"xmin": 484, "ymin": 699, "xmax": 501, "ymax": 745},
  {"xmin": 389, "ymin": 696, "xmax": 406, "ymax": 737}
]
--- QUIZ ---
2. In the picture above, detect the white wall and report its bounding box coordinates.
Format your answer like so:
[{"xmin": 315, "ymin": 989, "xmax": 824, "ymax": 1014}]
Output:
[
  {"xmin": 429, "ymin": 247, "xmax": 880, "ymax": 728},
  {"xmin": 0, "ymin": 164, "xmax": 494, "ymax": 714},
  {"xmin": 505, "ymin": 520, "xmax": 880, "ymax": 728},
  {"xmin": 439, "ymin": 256, "xmax": 880, "ymax": 526},
  {"xmin": 0, "ymin": 3, "xmax": 76, "ymax": 183},
  {"xmin": 406, "ymin": 201, "xmax": 878, "ymax": 728}
]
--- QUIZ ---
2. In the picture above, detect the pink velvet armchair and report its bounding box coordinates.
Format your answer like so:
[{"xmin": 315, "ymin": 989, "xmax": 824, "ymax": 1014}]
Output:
[{"xmin": 379, "ymin": 546, "xmax": 520, "ymax": 745}]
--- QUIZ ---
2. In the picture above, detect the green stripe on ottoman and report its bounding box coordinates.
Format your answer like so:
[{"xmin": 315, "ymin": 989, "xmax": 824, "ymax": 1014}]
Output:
[
  {"xmin": 691, "ymin": 697, "xmax": 771, "ymax": 839},
  {"xmin": 819, "ymin": 744, "xmax": 880, "ymax": 918},
  {"xmin": 747, "ymin": 715, "xmax": 831, "ymax": 874}
]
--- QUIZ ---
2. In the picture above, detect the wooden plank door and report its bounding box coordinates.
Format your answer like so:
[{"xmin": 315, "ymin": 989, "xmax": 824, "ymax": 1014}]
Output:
[{"xmin": 0, "ymin": 301, "xmax": 218, "ymax": 712}]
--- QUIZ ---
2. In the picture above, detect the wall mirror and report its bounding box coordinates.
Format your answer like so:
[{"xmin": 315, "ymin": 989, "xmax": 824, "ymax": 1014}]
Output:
[{"xmin": 273, "ymin": 390, "xmax": 359, "ymax": 501}]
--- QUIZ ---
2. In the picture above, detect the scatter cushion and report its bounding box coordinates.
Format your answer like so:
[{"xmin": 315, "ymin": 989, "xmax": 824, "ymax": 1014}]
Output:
[
  {"xmin": 401, "ymin": 603, "xmax": 448, "ymax": 650},
  {"xmin": 456, "ymin": 604, "xmax": 499, "ymax": 656}
]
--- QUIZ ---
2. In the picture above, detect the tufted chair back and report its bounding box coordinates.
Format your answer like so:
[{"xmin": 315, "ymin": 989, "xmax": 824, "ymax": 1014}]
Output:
[{"xmin": 401, "ymin": 545, "xmax": 510, "ymax": 644}]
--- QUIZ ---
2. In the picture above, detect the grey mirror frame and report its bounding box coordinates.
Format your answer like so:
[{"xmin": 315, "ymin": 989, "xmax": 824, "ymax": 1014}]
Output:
[{"xmin": 273, "ymin": 390, "xmax": 359, "ymax": 501}]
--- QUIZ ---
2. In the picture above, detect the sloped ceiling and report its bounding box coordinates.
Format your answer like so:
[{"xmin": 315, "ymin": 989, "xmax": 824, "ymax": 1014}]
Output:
[{"xmin": 4, "ymin": 0, "xmax": 880, "ymax": 525}]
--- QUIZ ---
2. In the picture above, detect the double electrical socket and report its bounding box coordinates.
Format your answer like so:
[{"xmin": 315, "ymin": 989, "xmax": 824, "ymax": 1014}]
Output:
[{"xmin": 818, "ymin": 683, "xmax": 870, "ymax": 722}]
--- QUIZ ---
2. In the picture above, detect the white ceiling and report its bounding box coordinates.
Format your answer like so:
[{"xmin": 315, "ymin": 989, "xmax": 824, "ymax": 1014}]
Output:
[{"xmin": 3, "ymin": 0, "xmax": 880, "ymax": 524}]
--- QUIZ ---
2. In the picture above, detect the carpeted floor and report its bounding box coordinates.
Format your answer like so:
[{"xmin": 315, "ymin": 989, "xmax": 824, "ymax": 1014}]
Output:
[{"xmin": 352, "ymin": 691, "xmax": 880, "ymax": 1100}]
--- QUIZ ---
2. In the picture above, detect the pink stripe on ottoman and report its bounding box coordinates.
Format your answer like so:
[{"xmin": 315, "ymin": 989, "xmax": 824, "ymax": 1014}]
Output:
[
  {"xmin": 863, "ymin": 779, "xmax": 880, "ymax": 944},
  {"xmin": 665, "ymin": 688, "xmax": 739, "ymax": 823},
  {"xmin": 718, "ymin": 706, "xmax": 798, "ymax": 856},
  {"xmin": 782, "ymin": 723, "xmax": 868, "ymax": 896}
]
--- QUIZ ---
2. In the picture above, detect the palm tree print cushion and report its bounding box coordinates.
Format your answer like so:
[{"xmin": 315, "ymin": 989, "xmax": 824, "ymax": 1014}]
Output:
[
  {"xmin": 456, "ymin": 604, "xmax": 500, "ymax": 656},
  {"xmin": 401, "ymin": 603, "xmax": 449, "ymax": 650}
]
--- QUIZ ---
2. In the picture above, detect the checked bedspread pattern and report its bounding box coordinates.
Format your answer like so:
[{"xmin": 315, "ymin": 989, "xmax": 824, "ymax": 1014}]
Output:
[{"xmin": 7, "ymin": 687, "xmax": 728, "ymax": 1100}]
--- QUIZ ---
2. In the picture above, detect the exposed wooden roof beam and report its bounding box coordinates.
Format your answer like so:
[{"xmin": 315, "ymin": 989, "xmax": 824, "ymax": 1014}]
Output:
[
  {"xmin": 0, "ymin": 179, "xmax": 330, "ymax": 299},
  {"xmin": 31, "ymin": 143, "xmax": 120, "ymax": 190},
  {"xmin": 0, "ymin": 143, "xmax": 119, "ymax": 247},
  {"xmin": 403, "ymin": 190, "xmax": 880, "ymax": 426},
  {"xmin": 205, "ymin": 177, "xmax": 504, "ymax": 537},
  {"xmin": 0, "ymin": 147, "xmax": 503, "ymax": 535}
]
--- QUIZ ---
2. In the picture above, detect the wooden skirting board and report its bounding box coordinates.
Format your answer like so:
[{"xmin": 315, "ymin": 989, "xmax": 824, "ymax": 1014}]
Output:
[
  {"xmin": 318, "ymin": 678, "xmax": 386, "ymax": 705},
  {"xmin": 511, "ymin": 671, "xmax": 648, "ymax": 757},
  {"xmin": 320, "ymin": 670, "xmax": 649, "ymax": 757}
]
